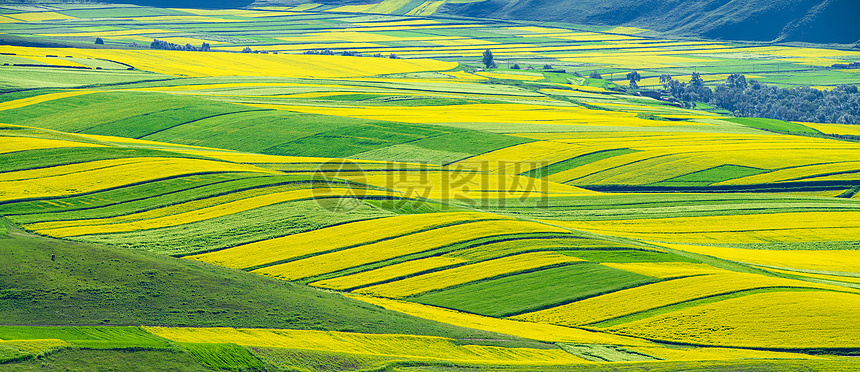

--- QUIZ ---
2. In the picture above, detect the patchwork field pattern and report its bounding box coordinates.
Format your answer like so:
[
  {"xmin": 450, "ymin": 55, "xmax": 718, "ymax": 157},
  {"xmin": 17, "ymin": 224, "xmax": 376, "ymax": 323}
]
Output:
[{"xmin": 1, "ymin": 3, "xmax": 860, "ymax": 371}]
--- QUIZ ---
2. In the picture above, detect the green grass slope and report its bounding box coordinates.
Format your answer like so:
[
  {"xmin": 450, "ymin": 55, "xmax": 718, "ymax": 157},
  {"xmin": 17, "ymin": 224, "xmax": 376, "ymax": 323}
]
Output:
[
  {"xmin": 0, "ymin": 219, "xmax": 508, "ymax": 340},
  {"xmin": 441, "ymin": 0, "xmax": 860, "ymax": 44}
]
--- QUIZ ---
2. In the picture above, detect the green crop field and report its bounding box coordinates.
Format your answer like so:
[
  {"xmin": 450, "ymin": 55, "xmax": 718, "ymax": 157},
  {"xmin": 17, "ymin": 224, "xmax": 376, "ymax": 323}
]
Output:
[
  {"xmin": 1, "ymin": 2, "xmax": 860, "ymax": 371},
  {"xmin": 411, "ymin": 263, "xmax": 659, "ymax": 316}
]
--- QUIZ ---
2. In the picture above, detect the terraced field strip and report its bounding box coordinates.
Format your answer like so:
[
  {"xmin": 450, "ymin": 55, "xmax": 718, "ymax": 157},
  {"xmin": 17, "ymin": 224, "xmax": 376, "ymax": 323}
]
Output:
[
  {"xmin": 347, "ymin": 171, "xmax": 596, "ymax": 201},
  {"xmin": 0, "ymin": 172, "xmax": 266, "ymax": 217},
  {"xmin": 757, "ymin": 267, "xmax": 860, "ymax": 285},
  {"xmin": 599, "ymin": 262, "xmax": 729, "ymax": 279},
  {"xmin": 0, "ymin": 157, "xmax": 279, "ymax": 203},
  {"xmin": 22, "ymin": 181, "xmax": 317, "ymax": 228},
  {"xmin": 608, "ymin": 291, "xmax": 860, "ymax": 349},
  {"xmin": 7, "ymin": 174, "xmax": 308, "ymax": 224},
  {"xmin": 0, "ymin": 326, "xmax": 170, "ymax": 349},
  {"xmin": 0, "ymin": 339, "xmax": 70, "ymax": 363},
  {"xmin": 514, "ymin": 272, "xmax": 859, "ymax": 327},
  {"xmin": 443, "ymin": 236, "xmax": 640, "ymax": 261},
  {"xmin": 0, "ymin": 136, "xmax": 106, "ymax": 154},
  {"xmin": 411, "ymin": 263, "xmax": 659, "ymax": 317},
  {"xmin": 549, "ymin": 211, "xmax": 860, "ymax": 243},
  {"xmin": 247, "ymin": 102, "xmax": 687, "ymax": 128},
  {"xmin": 252, "ymin": 220, "xmax": 573, "ymax": 281},
  {"xmin": 354, "ymin": 251, "xmax": 584, "ymax": 298},
  {"xmin": 715, "ymin": 161, "xmax": 860, "ymax": 185},
  {"xmin": 187, "ymin": 212, "xmax": 504, "ymax": 269},
  {"xmin": 630, "ymin": 345, "xmax": 827, "ymax": 362},
  {"xmin": 310, "ymin": 256, "xmax": 468, "ymax": 290},
  {"xmin": 0, "ymin": 45, "xmax": 458, "ymax": 78},
  {"xmin": 143, "ymin": 327, "xmax": 589, "ymax": 364},
  {"xmin": 345, "ymin": 295, "xmax": 652, "ymax": 346},
  {"xmin": 29, "ymin": 187, "xmax": 392, "ymax": 238},
  {"xmin": 660, "ymin": 243, "xmax": 860, "ymax": 273}
]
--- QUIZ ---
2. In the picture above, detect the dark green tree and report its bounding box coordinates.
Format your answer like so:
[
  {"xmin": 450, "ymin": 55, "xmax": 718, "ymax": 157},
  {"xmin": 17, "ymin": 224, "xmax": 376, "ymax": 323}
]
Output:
[
  {"xmin": 626, "ymin": 70, "xmax": 641, "ymax": 89},
  {"xmin": 690, "ymin": 71, "xmax": 704, "ymax": 86},
  {"xmin": 94, "ymin": 37, "xmax": 104, "ymax": 45},
  {"xmin": 589, "ymin": 71, "xmax": 602, "ymax": 79},
  {"xmin": 659, "ymin": 74, "xmax": 672, "ymax": 89},
  {"xmin": 482, "ymin": 49, "xmax": 496, "ymax": 69}
]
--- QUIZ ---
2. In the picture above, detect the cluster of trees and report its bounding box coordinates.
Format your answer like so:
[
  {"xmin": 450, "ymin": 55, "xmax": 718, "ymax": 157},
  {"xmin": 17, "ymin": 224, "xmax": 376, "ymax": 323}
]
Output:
[
  {"xmin": 150, "ymin": 39, "xmax": 210, "ymax": 52},
  {"xmin": 710, "ymin": 76, "xmax": 859, "ymax": 124},
  {"xmin": 654, "ymin": 73, "xmax": 859, "ymax": 124},
  {"xmin": 303, "ymin": 49, "xmax": 398, "ymax": 58}
]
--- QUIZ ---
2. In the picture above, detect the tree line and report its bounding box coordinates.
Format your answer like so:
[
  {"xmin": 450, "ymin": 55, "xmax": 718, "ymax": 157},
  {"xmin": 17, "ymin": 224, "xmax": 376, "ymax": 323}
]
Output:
[{"xmin": 651, "ymin": 73, "xmax": 859, "ymax": 124}]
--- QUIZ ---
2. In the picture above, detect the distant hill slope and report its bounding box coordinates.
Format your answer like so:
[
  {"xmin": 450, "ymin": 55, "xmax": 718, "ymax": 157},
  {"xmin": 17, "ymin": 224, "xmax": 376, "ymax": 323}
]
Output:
[
  {"xmin": 112, "ymin": 0, "xmax": 255, "ymax": 8},
  {"xmin": 441, "ymin": 0, "xmax": 860, "ymax": 44}
]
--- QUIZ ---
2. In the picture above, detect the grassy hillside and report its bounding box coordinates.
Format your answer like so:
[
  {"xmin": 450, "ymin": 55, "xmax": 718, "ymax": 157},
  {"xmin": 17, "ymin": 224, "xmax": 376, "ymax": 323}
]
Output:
[
  {"xmin": 0, "ymin": 219, "xmax": 511, "ymax": 340},
  {"xmin": 441, "ymin": 0, "xmax": 860, "ymax": 44}
]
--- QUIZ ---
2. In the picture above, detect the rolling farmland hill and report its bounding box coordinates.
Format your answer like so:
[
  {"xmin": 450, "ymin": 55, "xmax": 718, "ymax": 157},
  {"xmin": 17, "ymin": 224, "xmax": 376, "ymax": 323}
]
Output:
[{"xmin": 1, "ymin": 3, "xmax": 860, "ymax": 371}]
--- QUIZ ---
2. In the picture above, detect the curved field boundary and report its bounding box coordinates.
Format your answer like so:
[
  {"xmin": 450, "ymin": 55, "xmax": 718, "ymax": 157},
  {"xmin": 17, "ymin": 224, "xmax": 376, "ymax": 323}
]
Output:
[
  {"xmin": 513, "ymin": 272, "xmax": 860, "ymax": 327},
  {"xmin": 72, "ymin": 199, "xmax": 396, "ymax": 256},
  {"xmin": 22, "ymin": 179, "xmax": 330, "ymax": 227},
  {"xmin": 0, "ymin": 173, "xmax": 267, "ymax": 217},
  {"xmin": 296, "ymin": 233, "xmax": 584, "ymax": 285},
  {"xmin": 143, "ymin": 326, "xmax": 588, "ymax": 365},
  {"xmin": 353, "ymin": 251, "xmax": 585, "ymax": 298},
  {"xmin": 310, "ymin": 256, "xmax": 468, "ymax": 291},
  {"xmin": 0, "ymin": 90, "xmax": 96, "ymax": 112},
  {"xmin": 8, "ymin": 175, "xmax": 315, "ymax": 223},
  {"xmin": 589, "ymin": 287, "xmax": 842, "ymax": 328},
  {"xmin": 0, "ymin": 157, "xmax": 279, "ymax": 203},
  {"xmin": 187, "ymin": 212, "xmax": 506, "ymax": 269},
  {"xmin": 252, "ymin": 220, "xmax": 572, "ymax": 281},
  {"xmin": 0, "ymin": 136, "xmax": 105, "ymax": 155},
  {"xmin": 32, "ymin": 188, "xmax": 397, "ymax": 238},
  {"xmin": 607, "ymin": 291, "xmax": 860, "ymax": 349},
  {"xmin": 0, "ymin": 146, "xmax": 209, "ymax": 175},
  {"xmin": 344, "ymin": 294, "xmax": 652, "ymax": 346}
]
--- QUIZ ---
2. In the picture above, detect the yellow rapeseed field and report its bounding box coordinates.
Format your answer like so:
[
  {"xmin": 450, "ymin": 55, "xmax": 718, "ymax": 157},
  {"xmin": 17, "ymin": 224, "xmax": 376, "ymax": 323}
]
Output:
[
  {"xmin": 187, "ymin": 212, "xmax": 505, "ymax": 269},
  {"xmin": 342, "ymin": 171, "xmax": 595, "ymax": 201},
  {"xmin": 0, "ymin": 157, "xmax": 277, "ymax": 202},
  {"xmin": 548, "ymin": 211, "xmax": 860, "ymax": 243},
  {"xmin": 631, "ymin": 345, "xmax": 822, "ymax": 361},
  {"xmin": 608, "ymin": 291, "xmax": 860, "ymax": 348},
  {"xmin": 344, "ymin": 294, "xmax": 651, "ymax": 346},
  {"xmin": 310, "ymin": 257, "xmax": 467, "ymax": 290},
  {"xmin": 6, "ymin": 12, "xmax": 75, "ymax": 22},
  {"xmin": 660, "ymin": 243, "xmax": 860, "ymax": 273},
  {"xmin": 802, "ymin": 123, "xmax": 860, "ymax": 136},
  {"xmin": 715, "ymin": 161, "xmax": 860, "ymax": 185},
  {"xmin": 0, "ymin": 45, "xmax": 456, "ymax": 78},
  {"xmin": 0, "ymin": 136, "xmax": 104, "ymax": 154},
  {"xmin": 0, "ymin": 339, "xmax": 70, "ymax": 354},
  {"xmin": 598, "ymin": 262, "xmax": 728, "ymax": 279},
  {"xmin": 253, "ymin": 220, "xmax": 572, "ymax": 281},
  {"xmin": 143, "ymin": 326, "xmax": 588, "ymax": 364},
  {"xmin": 444, "ymin": 238, "xmax": 617, "ymax": 261},
  {"xmin": 356, "ymin": 252, "xmax": 584, "ymax": 297},
  {"xmin": 0, "ymin": 91, "xmax": 97, "ymax": 111},
  {"xmin": 514, "ymin": 272, "xmax": 857, "ymax": 326}
]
